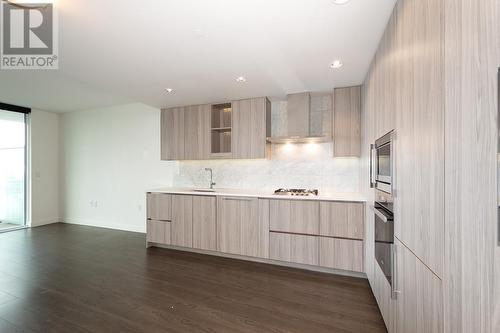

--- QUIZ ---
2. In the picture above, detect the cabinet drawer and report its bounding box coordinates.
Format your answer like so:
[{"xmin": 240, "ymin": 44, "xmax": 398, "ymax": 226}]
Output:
[
  {"xmin": 270, "ymin": 200, "xmax": 319, "ymax": 235},
  {"xmin": 319, "ymin": 237, "xmax": 363, "ymax": 272},
  {"xmin": 147, "ymin": 220, "xmax": 171, "ymax": 245},
  {"xmin": 319, "ymin": 202, "xmax": 364, "ymax": 239},
  {"xmin": 269, "ymin": 232, "xmax": 319, "ymax": 266},
  {"xmin": 147, "ymin": 193, "xmax": 172, "ymax": 221}
]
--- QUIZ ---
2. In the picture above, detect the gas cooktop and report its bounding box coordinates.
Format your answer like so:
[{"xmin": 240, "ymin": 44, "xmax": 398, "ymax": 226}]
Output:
[{"xmin": 274, "ymin": 188, "xmax": 319, "ymax": 196}]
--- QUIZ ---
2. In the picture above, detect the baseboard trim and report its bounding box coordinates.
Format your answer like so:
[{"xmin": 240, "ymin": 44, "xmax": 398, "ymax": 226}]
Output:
[
  {"xmin": 148, "ymin": 242, "xmax": 367, "ymax": 279},
  {"xmin": 62, "ymin": 218, "xmax": 145, "ymax": 233},
  {"xmin": 30, "ymin": 219, "xmax": 60, "ymax": 227}
]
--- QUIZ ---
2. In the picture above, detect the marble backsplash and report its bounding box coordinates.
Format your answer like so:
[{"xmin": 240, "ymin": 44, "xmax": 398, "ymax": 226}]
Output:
[
  {"xmin": 173, "ymin": 97, "xmax": 360, "ymax": 193},
  {"xmin": 173, "ymin": 143, "xmax": 360, "ymax": 192}
]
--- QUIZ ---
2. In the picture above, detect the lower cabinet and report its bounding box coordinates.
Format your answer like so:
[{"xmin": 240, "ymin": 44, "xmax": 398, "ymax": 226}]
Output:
[
  {"xmin": 319, "ymin": 237, "xmax": 363, "ymax": 272},
  {"xmin": 217, "ymin": 196, "xmax": 269, "ymax": 258},
  {"xmin": 393, "ymin": 239, "xmax": 443, "ymax": 333},
  {"xmin": 147, "ymin": 193, "xmax": 365, "ymax": 274},
  {"xmin": 146, "ymin": 220, "xmax": 171, "ymax": 245},
  {"xmin": 171, "ymin": 195, "xmax": 193, "ymax": 247},
  {"xmin": 370, "ymin": 239, "xmax": 443, "ymax": 333},
  {"xmin": 372, "ymin": 259, "xmax": 396, "ymax": 332},
  {"xmin": 269, "ymin": 232, "xmax": 319, "ymax": 266},
  {"xmin": 192, "ymin": 196, "xmax": 217, "ymax": 251}
]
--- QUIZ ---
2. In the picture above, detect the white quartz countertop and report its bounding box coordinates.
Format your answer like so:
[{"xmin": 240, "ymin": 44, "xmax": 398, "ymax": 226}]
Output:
[{"xmin": 147, "ymin": 187, "xmax": 366, "ymax": 202}]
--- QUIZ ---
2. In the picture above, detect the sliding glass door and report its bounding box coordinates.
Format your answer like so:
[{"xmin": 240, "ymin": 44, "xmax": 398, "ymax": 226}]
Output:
[{"xmin": 0, "ymin": 109, "xmax": 27, "ymax": 231}]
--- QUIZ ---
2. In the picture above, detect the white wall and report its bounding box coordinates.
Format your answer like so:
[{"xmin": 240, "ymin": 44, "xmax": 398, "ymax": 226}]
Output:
[
  {"xmin": 59, "ymin": 103, "xmax": 177, "ymax": 232},
  {"xmin": 30, "ymin": 109, "xmax": 60, "ymax": 226}
]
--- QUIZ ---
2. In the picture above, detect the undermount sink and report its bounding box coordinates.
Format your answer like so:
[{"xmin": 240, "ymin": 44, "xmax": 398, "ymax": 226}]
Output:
[{"xmin": 193, "ymin": 188, "xmax": 216, "ymax": 192}]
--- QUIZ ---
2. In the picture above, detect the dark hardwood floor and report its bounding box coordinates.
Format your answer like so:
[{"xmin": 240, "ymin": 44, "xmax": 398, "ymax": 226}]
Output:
[{"xmin": 0, "ymin": 223, "xmax": 387, "ymax": 333}]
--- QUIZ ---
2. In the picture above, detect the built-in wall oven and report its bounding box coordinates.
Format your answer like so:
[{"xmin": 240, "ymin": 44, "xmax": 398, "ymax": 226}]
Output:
[
  {"xmin": 373, "ymin": 191, "xmax": 396, "ymax": 298},
  {"xmin": 371, "ymin": 130, "xmax": 397, "ymax": 299}
]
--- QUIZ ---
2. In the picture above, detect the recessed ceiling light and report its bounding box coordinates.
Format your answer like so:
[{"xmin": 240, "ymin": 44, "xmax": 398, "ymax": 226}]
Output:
[
  {"xmin": 330, "ymin": 60, "xmax": 343, "ymax": 69},
  {"xmin": 332, "ymin": 0, "xmax": 351, "ymax": 4},
  {"xmin": 236, "ymin": 76, "xmax": 247, "ymax": 83},
  {"xmin": 164, "ymin": 88, "xmax": 173, "ymax": 93}
]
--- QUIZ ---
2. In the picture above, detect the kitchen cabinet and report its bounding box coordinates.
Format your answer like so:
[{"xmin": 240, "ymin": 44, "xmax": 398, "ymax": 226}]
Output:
[
  {"xmin": 146, "ymin": 220, "xmax": 171, "ymax": 245},
  {"xmin": 161, "ymin": 107, "xmax": 185, "ymax": 160},
  {"xmin": 319, "ymin": 202, "xmax": 364, "ymax": 239},
  {"xmin": 217, "ymin": 196, "xmax": 268, "ymax": 258},
  {"xmin": 392, "ymin": 0, "xmax": 444, "ymax": 278},
  {"xmin": 210, "ymin": 103, "xmax": 233, "ymax": 158},
  {"xmin": 232, "ymin": 97, "xmax": 271, "ymax": 159},
  {"xmin": 162, "ymin": 104, "xmax": 211, "ymax": 160},
  {"xmin": 184, "ymin": 104, "xmax": 211, "ymax": 160},
  {"xmin": 161, "ymin": 97, "xmax": 270, "ymax": 161},
  {"xmin": 147, "ymin": 193, "xmax": 172, "ymax": 221},
  {"xmin": 269, "ymin": 232, "xmax": 319, "ymax": 266},
  {"xmin": 319, "ymin": 237, "xmax": 363, "ymax": 272},
  {"xmin": 333, "ymin": 86, "xmax": 361, "ymax": 157},
  {"xmin": 269, "ymin": 200, "xmax": 319, "ymax": 235},
  {"xmin": 192, "ymin": 196, "xmax": 216, "ymax": 251},
  {"xmin": 372, "ymin": 259, "xmax": 396, "ymax": 332},
  {"xmin": 171, "ymin": 195, "xmax": 193, "ymax": 247},
  {"xmin": 394, "ymin": 238, "xmax": 443, "ymax": 333},
  {"xmin": 148, "ymin": 192, "xmax": 365, "ymax": 273}
]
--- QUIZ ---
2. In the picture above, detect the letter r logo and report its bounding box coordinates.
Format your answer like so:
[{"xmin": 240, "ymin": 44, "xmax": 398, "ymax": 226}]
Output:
[{"xmin": 2, "ymin": 2, "xmax": 53, "ymax": 55}]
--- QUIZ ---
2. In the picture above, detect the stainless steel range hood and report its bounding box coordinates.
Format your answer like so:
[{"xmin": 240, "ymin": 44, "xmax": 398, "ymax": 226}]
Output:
[{"xmin": 267, "ymin": 92, "xmax": 331, "ymax": 144}]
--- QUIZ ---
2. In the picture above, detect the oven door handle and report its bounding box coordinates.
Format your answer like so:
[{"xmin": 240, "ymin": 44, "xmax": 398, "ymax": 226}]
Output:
[
  {"xmin": 370, "ymin": 144, "xmax": 376, "ymax": 188},
  {"xmin": 390, "ymin": 131, "xmax": 396, "ymax": 197},
  {"xmin": 372, "ymin": 206, "xmax": 392, "ymax": 223}
]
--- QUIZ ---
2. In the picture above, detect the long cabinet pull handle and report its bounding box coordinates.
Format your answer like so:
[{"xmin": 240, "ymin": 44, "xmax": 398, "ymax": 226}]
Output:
[
  {"xmin": 221, "ymin": 197, "xmax": 254, "ymax": 201},
  {"xmin": 370, "ymin": 143, "xmax": 376, "ymax": 188},
  {"xmin": 390, "ymin": 131, "xmax": 396, "ymax": 197},
  {"xmin": 391, "ymin": 243, "xmax": 400, "ymax": 299}
]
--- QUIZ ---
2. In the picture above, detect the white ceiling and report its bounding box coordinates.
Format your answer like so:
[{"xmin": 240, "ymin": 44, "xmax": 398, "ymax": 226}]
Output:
[{"xmin": 0, "ymin": 0, "xmax": 396, "ymax": 113}]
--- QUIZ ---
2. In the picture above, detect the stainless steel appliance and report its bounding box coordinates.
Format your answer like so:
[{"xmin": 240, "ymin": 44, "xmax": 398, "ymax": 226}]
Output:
[
  {"xmin": 371, "ymin": 130, "xmax": 395, "ymax": 194},
  {"xmin": 372, "ymin": 130, "xmax": 398, "ymax": 299},
  {"xmin": 373, "ymin": 192, "xmax": 396, "ymax": 298},
  {"xmin": 274, "ymin": 189, "xmax": 319, "ymax": 196}
]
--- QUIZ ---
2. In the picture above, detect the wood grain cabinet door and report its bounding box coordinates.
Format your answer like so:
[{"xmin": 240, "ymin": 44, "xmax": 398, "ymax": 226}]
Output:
[
  {"xmin": 192, "ymin": 196, "xmax": 216, "ymax": 251},
  {"xmin": 319, "ymin": 237, "xmax": 363, "ymax": 272},
  {"xmin": 147, "ymin": 220, "xmax": 171, "ymax": 245},
  {"xmin": 161, "ymin": 107, "xmax": 185, "ymax": 160},
  {"xmin": 394, "ymin": 239, "xmax": 443, "ymax": 333},
  {"xmin": 147, "ymin": 193, "xmax": 172, "ymax": 221},
  {"xmin": 269, "ymin": 200, "xmax": 319, "ymax": 235},
  {"xmin": 184, "ymin": 104, "xmax": 211, "ymax": 160},
  {"xmin": 319, "ymin": 202, "xmax": 364, "ymax": 239},
  {"xmin": 333, "ymin": 86, "xmax": 361, "ymax": 157},
  {"xmin": 269, "ymin": 232, "xmax": 319, "ymax": 266},
  {"xmin": 171, "ymin": 195, "xmax": 193, "ymax": 247},
  {"xmin": 217, "ymin": 196, "xmax": 267, "ymax": 258},
  {"xmin": 232, "ymin": 97, "xmax": 270, "ymax": 159}
]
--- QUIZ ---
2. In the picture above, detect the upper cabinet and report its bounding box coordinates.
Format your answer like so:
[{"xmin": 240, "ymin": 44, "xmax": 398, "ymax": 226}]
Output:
[
  {"xmin": 161, "ymin": 97, "xmax": 270, "ymax": 160},
  {"xmin": 232, "ymin": 97, "xmax": 271, "ymax": 159},
  {"xmin": 185, "ymin": 104, "xmax": 211, "ymax": 160},
  {"xmin": 210, "ymin": 103, "xmax": 233, "ymax": 158},
  {"xmin": 161, "ymin": 107, "xmax": 185, "ymax": 160},
  {"xmin": 333, "ymin": 86, "xmax": 361, "ymax": 157}
]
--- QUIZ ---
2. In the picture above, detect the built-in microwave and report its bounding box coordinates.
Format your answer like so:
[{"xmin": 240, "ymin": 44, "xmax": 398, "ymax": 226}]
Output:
[{"xmin": 371, "ymin": 130, "xmax": 394, "ymax": 195}]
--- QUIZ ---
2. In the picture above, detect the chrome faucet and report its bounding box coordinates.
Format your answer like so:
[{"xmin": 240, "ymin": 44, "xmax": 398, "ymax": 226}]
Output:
[{"xmin": 205, "ymin": 168, "xmax": 216, "ymax": 189}]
